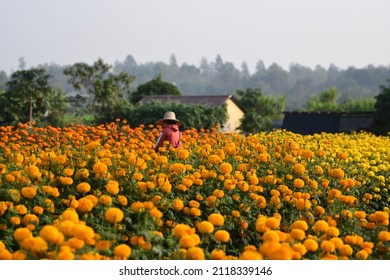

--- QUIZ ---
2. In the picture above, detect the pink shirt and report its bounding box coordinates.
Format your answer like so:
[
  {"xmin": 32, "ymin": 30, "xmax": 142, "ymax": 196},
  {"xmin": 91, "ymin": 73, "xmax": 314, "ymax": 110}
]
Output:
[{"xmin": 154, "ymin": 124, "xmax": 182, "ymax": 152}]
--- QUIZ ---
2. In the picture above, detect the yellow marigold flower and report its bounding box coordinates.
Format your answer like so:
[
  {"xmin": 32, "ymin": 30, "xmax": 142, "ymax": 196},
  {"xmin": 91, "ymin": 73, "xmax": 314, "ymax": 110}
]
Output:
[
  {"xmin": 312, "ymin": 220, "xmax": 329, "ymax": 232},
  {"xmin": 76, "ymin": 182, "xmax": 91, "ymax": 194},
  {"xmin": 290, "ymin": 228, "xmax": 305, "ymax": 240},
  {"xmin": 105, "ymin": 207, "xmax": 124, "ymax": 224},
  {"xmin": 14, "ymin": 227, "xmax": 33, "ymax": 243},
  {"xmin": 208, "ymin": 213, "xmax": 225, "ymax": 226},
  {"xmin": 186, "ymin": 247, "xmax": 205, "ymax": 260},
  {"xmin": 114, "ymin": 244, "xmax": 132, "ymax": 259},
  {"xmin": 117, "ymin": 195, "xmax": 128, "ymax": 206},
  {"xmin": 21, "ymin": 186, "xmax": 37, "ymax": 199},
  {"xmin": 132, "ymin": 172, "xmax": 143, "ymax": 181},
  {"xmin": 214, "ymin": 230, "xmax": 230, "ymax": 243},
  {"xmin": 39, "ymin": 225, "xmax": 61, "ymax": 243},
  {"xmin": 303, "ymin": 238, "xmax": 318, "ymax": 252},
  {"xmin": 320, "ymin": 240, "xmax": 335, "ymax": 253},
  {"xmin": 210, "ymin": 249, "xmax": 226, "ymax": 260},
  {"xmin": 57, "ymin": 246, "xmax": 75, "ymax": 260},
  {"xmin": 293, "ymin": 178, "xmax": 305, "ymax": 189},
  {"xmin": 77, "ymin": 197, "xmax": 94, "ymax": 213},
  {"xmin": 99, "ymin": 195, "xmax": 112, "ymax": 206},
  {"xmin": 196, "ymin": 221, "xmax": 214, "ymax": 234}
]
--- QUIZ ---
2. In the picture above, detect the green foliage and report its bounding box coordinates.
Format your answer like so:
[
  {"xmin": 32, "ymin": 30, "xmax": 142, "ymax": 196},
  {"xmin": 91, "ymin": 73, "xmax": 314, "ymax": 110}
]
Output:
[
  {"xmin": 306, "ymin": 87, "xmax": 340, "ymax": 112},
  {"xmin": 306, "ymin": 87, "xmax": 375, "ymax": 113},
  {"xmin": 374, "ymin": 79, "xmax": 390, "ymax": 134},
  {"xmin": 130, "ymin": 75, "xmax": 181, "ymax": 105},
  {"xmin": 236, "ymin": 88, "xmax": 285, "ymax": 134},
  {"xmin": 63, "ymin": 58, "xmax": 135, "ymax": 124},
  {"xmin": 1, "ymin": 68, "xmax": 66, "ymax": 126},
  {"xmin": 126, "ymin": 101, "xmax": 227, "ymax": 130}
]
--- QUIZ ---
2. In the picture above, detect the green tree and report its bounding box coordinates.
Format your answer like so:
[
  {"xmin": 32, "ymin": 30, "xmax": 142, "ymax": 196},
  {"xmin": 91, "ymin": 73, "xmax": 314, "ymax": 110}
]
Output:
[
  {"xmin": 306, "ymin": 87, "xmax": 340, "ymax": 112},
  {"xmin": 3, "ymin": 68, "xmax": 52, "ymax": 125},
  {"xmin": 374, "ymin": 79, "xmax": 390, "ymax": 134},
  {"xmin": 236, "ymin": 88, "xmax": 285, "ymax": 134},
  {"xmin": 63, "ymin": 58, "xmax": 135, "ymax": 123},
  {"xmin": 130, "ymin": 75, "xmax": 181, "ymax": 104}
]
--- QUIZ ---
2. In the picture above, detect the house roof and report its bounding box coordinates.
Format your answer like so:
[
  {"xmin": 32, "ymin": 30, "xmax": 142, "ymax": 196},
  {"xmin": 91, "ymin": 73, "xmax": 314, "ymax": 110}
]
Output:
[{"xmin": 139, "ymin": 94, "xmax": 245, "ymax": 112}]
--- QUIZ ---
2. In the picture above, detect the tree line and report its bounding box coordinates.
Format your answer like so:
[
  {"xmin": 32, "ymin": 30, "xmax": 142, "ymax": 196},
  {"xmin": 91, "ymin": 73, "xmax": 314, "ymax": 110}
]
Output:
[{"xmin": 0, "ymin": 56, "xmax": 389, "ymax": 134}]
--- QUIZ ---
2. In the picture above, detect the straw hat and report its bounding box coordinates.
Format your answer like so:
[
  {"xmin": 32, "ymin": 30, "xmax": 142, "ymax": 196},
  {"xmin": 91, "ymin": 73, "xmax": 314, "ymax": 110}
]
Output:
[{"xmin": 156, "ymin": 111, "xmax": 182, "ymax": 126}]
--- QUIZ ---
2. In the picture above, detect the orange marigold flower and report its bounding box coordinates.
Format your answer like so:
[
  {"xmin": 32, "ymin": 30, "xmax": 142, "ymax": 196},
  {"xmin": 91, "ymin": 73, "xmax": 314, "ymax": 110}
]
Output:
[
  {"xmin": 114, "ymin": 244, "xmax": 132, "ymax": 259},
  {"xmin": 293, "ymin": 163, "xmax": 305, "ymax": 175},
  {"xmin": 304, "ymin": 238, "xmax": 318, "ymax": 252},
  {"xmin": 312, "ymin": 220, "xmax": 329, "ymax": 232},
  {"xmin": 104, "ymin": 207, "xmax": 124, "ymax": 224},
  {"xmin": 293, "ymin": 178, "xmax": 305, "ymax": 189},
  {"xmin": 77, "ymin": 197, "xmax": 94, "ymax": 213},
  {"xmin": 208, "ymin": 213, "xmax": 225, "ymax": 226},
  {"xmin": 214, "ymin": 230, "xmax": 230, "ymax": 243},
  {"xmin": 76, "ymin": 182, "xmax": 91, "ymax": 194},
  {"xmin": 329, "ymin": 168, "xmax": 344, "ymax": 179},
  {"xmin": 196, "ymin": 221, "xmax": 214, "ymax": 234},
  {"xmin": 186, "ymin": 247, "xmax": 205, "ymax": 260},
  {"xmin": 14, "ymin": 227, "xmax": 33, "ymax": 243}
]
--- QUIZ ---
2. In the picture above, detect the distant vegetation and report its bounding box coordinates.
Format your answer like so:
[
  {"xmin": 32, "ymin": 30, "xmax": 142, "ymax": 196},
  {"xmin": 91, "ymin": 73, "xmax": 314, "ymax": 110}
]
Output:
[{"xmin": 0, "ymin": 55, "xmax": 389, "ymax": 134}]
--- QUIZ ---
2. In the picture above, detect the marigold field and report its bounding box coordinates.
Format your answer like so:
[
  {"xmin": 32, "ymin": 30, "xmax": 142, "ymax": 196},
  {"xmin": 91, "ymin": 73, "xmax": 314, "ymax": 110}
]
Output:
[{"xmin": 0, "ymin": 121, "xmax": 389, "ymax": 260}]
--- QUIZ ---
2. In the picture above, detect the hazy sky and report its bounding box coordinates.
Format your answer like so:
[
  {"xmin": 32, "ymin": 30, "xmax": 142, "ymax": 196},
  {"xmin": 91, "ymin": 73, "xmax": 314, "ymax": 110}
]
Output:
[{"xmin": 1, "ymin": 0, "xmax": 389, "ymax": 74}]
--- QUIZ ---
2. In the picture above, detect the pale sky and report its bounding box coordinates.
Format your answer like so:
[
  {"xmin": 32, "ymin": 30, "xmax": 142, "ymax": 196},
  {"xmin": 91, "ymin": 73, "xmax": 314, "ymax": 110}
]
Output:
[{"xmin": 1, "ymin": 0, "xmax": 389, "ymax": 75}]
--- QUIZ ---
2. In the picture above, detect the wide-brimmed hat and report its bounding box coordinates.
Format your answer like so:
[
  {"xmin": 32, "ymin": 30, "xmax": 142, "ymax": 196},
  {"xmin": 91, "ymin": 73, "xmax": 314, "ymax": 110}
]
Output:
[{"xmin": 156, "ymin": 111, "xmax": 182, "ymax": 126}]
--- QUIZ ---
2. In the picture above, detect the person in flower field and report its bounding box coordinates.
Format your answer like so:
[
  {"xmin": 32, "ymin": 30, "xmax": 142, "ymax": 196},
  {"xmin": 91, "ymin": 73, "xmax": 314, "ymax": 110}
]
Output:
[{"xmin": 154, "ymin": 111, "xmax": 183, "ymax": 152}]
